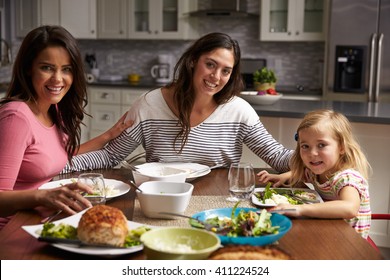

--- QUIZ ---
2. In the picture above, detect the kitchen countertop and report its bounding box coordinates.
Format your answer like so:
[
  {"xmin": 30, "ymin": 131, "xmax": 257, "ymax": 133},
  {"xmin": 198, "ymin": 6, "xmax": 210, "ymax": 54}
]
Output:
[
  {"xmin": 87, "ymin": 80, "xmax": 390, "ymax": 125},
  {"xmin": 88, "ymin": 78, "xmax": 160, "ymax": 89},
  {"xmin": 88, "ymin": 79, "xmax": 323, "ymax": 95},
  {"xmin": 252, "ymin": 99, "xmax": 390, "ymax": 125}
]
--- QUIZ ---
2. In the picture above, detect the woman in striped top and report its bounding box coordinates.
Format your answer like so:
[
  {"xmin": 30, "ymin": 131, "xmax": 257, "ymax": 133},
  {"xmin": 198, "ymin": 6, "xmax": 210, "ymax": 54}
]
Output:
[
  {"xmin": 257, "ymin": 109, "xmax": 371, "ymax": 238},
  {"xmin": 64, "ymin": 32, "xmax": 293, "ymax": 173}
]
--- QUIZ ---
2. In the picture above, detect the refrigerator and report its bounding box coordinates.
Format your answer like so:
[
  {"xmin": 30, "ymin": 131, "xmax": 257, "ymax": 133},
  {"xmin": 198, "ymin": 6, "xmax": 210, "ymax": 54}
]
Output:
[{"xmin": 325, "ymin": 0, "xmax": 390, "ymax": 103}]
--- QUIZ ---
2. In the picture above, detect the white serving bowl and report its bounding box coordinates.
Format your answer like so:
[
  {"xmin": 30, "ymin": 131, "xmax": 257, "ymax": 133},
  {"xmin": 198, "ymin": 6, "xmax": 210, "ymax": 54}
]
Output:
[
  {"xmin": 136, "ymin": 181, "xmax": 193, "ymax": 218},
  {"xmin": 240, "ymin": 91, "xmax": 283, "ymax": 105},
  {"xmin": 132, "ymin": 166, "xmax": 187, "ymax": 186}
]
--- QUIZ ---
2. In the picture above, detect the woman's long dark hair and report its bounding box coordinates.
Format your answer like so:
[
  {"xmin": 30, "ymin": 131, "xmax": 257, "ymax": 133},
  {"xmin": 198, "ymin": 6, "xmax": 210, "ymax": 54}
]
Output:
[
  {"xmin": 1, "ymin": 25, "xmax": 88, "ymax": 162},
  {"xmin": 167, "ymin": 32, "xmax": 244, "ymax": 152}
]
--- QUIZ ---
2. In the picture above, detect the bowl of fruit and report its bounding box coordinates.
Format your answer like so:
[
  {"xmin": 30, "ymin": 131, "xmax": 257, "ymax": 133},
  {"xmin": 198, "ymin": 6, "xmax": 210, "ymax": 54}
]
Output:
[
  {"xmin": 240, "ymin": 90, "xmax": 283, "ymax": 105},
  {"xmin": 240, "ymin": 67, "xmax": 282, "ymax": 105}
]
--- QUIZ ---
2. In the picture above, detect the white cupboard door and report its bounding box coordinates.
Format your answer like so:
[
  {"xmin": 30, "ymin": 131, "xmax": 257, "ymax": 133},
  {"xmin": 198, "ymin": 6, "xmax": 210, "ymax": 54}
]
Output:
[
  {"xmin": 128, "ymin": 0, "xmax": 197, "ymax": 39},
  {"xmin": 260, "ymin": 0, "xmax": 326, "ymax": 42},
  {"xmin": 15, "ymin": 0, "xmax": 39, "ymax": 37},
  {"xmin": 97, "ymin": 0, "xmax": 127, "ymax": 39},
  {"xmin": 90, "ymin": 104, "xmax": 121, "ymax": 131},
  {"xmin": 40, "ymin": 0, "xmax": 60, "ymax": 25},
  {"xmin": 60, "ymin": 0, "xmax": 97, "ymax": 39},
  {"xmin": 90, "ymin": 87, "xmax": 122, "ymax": 105}
]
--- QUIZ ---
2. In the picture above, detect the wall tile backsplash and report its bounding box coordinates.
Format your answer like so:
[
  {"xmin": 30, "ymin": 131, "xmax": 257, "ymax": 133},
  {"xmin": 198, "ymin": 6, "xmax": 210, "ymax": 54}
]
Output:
[{"xmin": 0, "ymin": 0, "xmax": 324, "ymax": 91}]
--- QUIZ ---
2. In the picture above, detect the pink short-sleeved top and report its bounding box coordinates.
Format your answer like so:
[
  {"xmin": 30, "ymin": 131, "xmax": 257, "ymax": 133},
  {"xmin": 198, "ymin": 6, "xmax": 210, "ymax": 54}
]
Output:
[{"xmin": 0, "ymin": 101, "xmax": 68, "ymax": 191}]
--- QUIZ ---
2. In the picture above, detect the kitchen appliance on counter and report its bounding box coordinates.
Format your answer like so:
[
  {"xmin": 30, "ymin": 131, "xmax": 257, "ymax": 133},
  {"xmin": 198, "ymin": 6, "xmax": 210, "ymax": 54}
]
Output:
[
  {"xmin": 150, "ymin": 54, "xmax": 175, "ymax": 85},
  {"xmin": 326, "ymin": 0, "xmax": 390, "ymax": 103}
]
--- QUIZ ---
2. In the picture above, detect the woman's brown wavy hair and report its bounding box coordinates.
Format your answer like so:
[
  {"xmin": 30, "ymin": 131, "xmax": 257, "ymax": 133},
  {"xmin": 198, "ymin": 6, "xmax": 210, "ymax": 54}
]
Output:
[
  {"xmin": 0, "ymin": 25, "xmax": 88, "ymax": 162},
  {"xmin": 166, "ymin": 32, "xmax": 244, "ymax": 153}
]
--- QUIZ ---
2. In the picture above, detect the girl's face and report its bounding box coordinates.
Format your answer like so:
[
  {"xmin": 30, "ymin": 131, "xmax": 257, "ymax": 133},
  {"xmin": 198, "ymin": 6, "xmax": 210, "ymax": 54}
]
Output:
[
  {"xmin": 298, "ymin": 125, "xmax": 344, "ymax": 179},
  {"xmin": 31, "ymin": 46, "xmax": 73, "ymax": 109},
  {"xmin": 192, "ymin": 48, "xmax": 234, "ymax": 97}
]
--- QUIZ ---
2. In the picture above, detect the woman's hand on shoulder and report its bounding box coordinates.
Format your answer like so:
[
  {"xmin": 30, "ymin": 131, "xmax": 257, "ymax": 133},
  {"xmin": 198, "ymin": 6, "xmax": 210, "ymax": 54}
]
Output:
[
  {"xmin": 77, "ymin": 112, "xmax": 133, "ymax": 154},
  {"xmin": 105, "ymin": 112, "xmax": 133, "ymax": 141}
]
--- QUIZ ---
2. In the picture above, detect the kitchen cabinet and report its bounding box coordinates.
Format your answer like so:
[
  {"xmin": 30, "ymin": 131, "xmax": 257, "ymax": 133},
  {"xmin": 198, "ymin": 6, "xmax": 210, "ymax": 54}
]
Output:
[
  {"xmin": 88, "ymin": 86, "xmax": 146, "ymax": 160},
  {"xmin": 245, "ymin": 115, "xmax": 390, "ymax": 248},
  {"xmin": 259, "ymin": 0, "xmax": 327, "ymax": 41},
  {"xmin": 60, "ymin": 0, "xmax": 97, "ymax": 39},
  {"xmin": 127, "ymin": 0, "xmax": 198, "ymax": 40},
  {"xmin": 15, "ymin": 0, "xmax": 60, "ymax": 37},
  {"xmin": 40, "ymin": 0, "xmax": 59, "ymax": 25},
  {"xmin": 15, "ymin": 0, "xmax": 97, "ymax": 39},
  {"xmin": 15, "ymin": 0, "xmax": 39, "ymax": 37},
  {"xmin": 97, "ymin": 0, "xmax": 127, "ymax": 39}
]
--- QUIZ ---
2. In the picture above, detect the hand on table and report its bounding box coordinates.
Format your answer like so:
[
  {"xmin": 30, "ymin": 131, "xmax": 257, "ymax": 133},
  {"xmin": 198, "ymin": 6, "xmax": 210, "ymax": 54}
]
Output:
[
  {"xmin": 256, "ymin": 170, "xmax": 290, "ymax": 187},
  {"xmin": 38, "ymin": 182, "xmax": 94, "ymax": 215}
]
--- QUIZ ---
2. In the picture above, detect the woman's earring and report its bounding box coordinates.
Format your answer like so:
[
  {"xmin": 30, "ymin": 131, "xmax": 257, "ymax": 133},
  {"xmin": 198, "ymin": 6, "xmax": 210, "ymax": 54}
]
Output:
[{"xmin": 294, "ymin": 133, "xmax": 298, "ymax": 141}]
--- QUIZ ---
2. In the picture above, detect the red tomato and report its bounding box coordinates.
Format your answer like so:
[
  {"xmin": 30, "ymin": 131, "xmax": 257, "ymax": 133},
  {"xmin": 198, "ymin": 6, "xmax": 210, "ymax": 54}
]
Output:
[{"xmin": 266, "ymin": 88, "xmax": 277, "ymax": 95}]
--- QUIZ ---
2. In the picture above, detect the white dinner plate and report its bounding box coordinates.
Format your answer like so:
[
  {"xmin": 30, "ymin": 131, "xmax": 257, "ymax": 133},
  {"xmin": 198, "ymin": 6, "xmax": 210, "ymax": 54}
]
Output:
[
  {"xmin": 251, "ymin": 187, "xmax": 323, "ymax": 207},
  {"xmin": 22, "ymin": 209, "xmax": 150, "ymax": 256},
  {"xmin": 38, "ymin": 178, "xmax": 130, "ymax": 200},
  {"xmin": 135, "ymin": 162, "xmax": 211, "ymax": 181}
]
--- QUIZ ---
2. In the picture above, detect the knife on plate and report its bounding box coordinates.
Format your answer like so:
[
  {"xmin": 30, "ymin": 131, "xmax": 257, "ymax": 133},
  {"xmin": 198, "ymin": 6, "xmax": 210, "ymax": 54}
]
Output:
[{"xmin": 38, "ymin": 236, "xmax": 128, "ymax": 249}]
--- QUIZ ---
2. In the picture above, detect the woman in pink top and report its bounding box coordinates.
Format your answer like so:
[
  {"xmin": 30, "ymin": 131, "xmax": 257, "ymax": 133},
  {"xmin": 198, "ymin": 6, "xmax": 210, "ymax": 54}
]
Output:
[{"xmin": 0, "ymin": 25, "xmax": 130, "ymax": 229}]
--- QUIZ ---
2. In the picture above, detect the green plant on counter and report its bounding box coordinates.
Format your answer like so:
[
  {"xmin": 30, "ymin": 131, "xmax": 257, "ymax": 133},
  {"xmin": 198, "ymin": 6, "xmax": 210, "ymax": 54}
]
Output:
[
  {"xmin": 253, "ymin": 67, "xmax": 277, "ymax": 84},
  {"xmin": 253, "ymin": 67, "xmax": 277, "ymax": 91}
]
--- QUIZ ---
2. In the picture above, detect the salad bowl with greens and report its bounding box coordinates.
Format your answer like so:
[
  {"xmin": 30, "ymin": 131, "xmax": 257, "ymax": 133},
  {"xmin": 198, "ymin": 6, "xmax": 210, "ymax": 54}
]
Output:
[{"xmin": 190, "ymin": 204, "xmax": 292, "ymax": 246}]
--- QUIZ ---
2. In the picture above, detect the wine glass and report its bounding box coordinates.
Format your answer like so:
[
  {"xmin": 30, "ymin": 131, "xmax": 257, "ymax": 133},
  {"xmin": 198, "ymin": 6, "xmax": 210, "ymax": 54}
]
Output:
[
  {"xmin": 227, "ymin": 162, "xmax": 255, "ymax": 202},
  {"xmin": 78, "ymin": 173, "xmax": 106, "ymax": 205}
]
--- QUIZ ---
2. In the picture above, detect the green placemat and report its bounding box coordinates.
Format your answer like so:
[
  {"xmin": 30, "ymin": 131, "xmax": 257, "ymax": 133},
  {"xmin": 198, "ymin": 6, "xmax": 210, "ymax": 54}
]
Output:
[{"xmin": 132, "ymin": 196, "xmax": 253, "ymax": 227}]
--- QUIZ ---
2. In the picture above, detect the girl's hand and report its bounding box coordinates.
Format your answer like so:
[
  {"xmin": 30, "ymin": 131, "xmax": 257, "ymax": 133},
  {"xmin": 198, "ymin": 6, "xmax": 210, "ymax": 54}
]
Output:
[
  {"xmin": 37, "ymin": 182, "xmax": 94, "ymax": 215},
  {"xmin": 270, "ymin": 204, "xmax": 301, "ymax": 217},
  {"xmin": 256, "ymin": 170, "xmax": 285, "ymax": 187}
]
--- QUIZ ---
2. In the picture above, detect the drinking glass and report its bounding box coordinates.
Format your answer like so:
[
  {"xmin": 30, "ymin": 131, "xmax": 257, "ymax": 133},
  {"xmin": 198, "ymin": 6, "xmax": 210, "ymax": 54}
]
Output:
[
  {"xmin": 78, "ymin": 173, "xmax": 106, "ymax": 205},
  {"xmin": 227, "ymin": 162, "xmax": 255, "ymax": 202}
]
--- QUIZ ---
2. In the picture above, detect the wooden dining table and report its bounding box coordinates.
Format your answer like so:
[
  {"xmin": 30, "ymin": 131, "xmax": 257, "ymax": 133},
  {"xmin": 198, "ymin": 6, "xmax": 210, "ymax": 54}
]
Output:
[{"xmin": 0, "ymin": 168, "xmax": 384, "ymax": 260}]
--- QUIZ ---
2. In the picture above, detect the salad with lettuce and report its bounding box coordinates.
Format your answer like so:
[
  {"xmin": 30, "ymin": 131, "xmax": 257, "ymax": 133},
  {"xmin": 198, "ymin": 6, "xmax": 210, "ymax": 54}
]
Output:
[{"xmin": 195, "ymin": 202, "xmax": 280, "ymax": 237}]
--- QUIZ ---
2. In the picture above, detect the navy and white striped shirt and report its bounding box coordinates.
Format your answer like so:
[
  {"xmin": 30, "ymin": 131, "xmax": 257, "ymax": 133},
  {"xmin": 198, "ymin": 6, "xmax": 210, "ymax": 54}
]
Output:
[{"xmin": 64, "ymin": 89, "xmax": 293, "ymax": 173}]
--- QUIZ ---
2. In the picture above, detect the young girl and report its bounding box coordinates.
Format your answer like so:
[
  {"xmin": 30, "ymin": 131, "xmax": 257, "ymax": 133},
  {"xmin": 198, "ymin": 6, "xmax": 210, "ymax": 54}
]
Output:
[{"xmin": 257, "ymin": 109, "xmax": 371, "ymax": 239}]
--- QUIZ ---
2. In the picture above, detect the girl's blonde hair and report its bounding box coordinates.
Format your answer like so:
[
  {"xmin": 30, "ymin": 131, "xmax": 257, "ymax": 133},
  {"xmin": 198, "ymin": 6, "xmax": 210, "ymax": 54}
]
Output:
[{"xmin": 289, "ymin": 109, "xmax": 371, "ymax": 185}]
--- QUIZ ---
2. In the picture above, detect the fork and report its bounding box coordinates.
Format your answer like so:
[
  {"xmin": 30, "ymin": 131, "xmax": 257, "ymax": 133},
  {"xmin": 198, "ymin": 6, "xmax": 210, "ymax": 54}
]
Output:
[
  {"xmin": 40, "ymin": 210, "xmax": 62, "ymax": 224},
  {"xmin": 158, "ymin": 212, "xmax": 230, "ymax": 233},
  {"xmin": 119, "ymin": 161, "xmax": 139, "ymax": 171}
]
